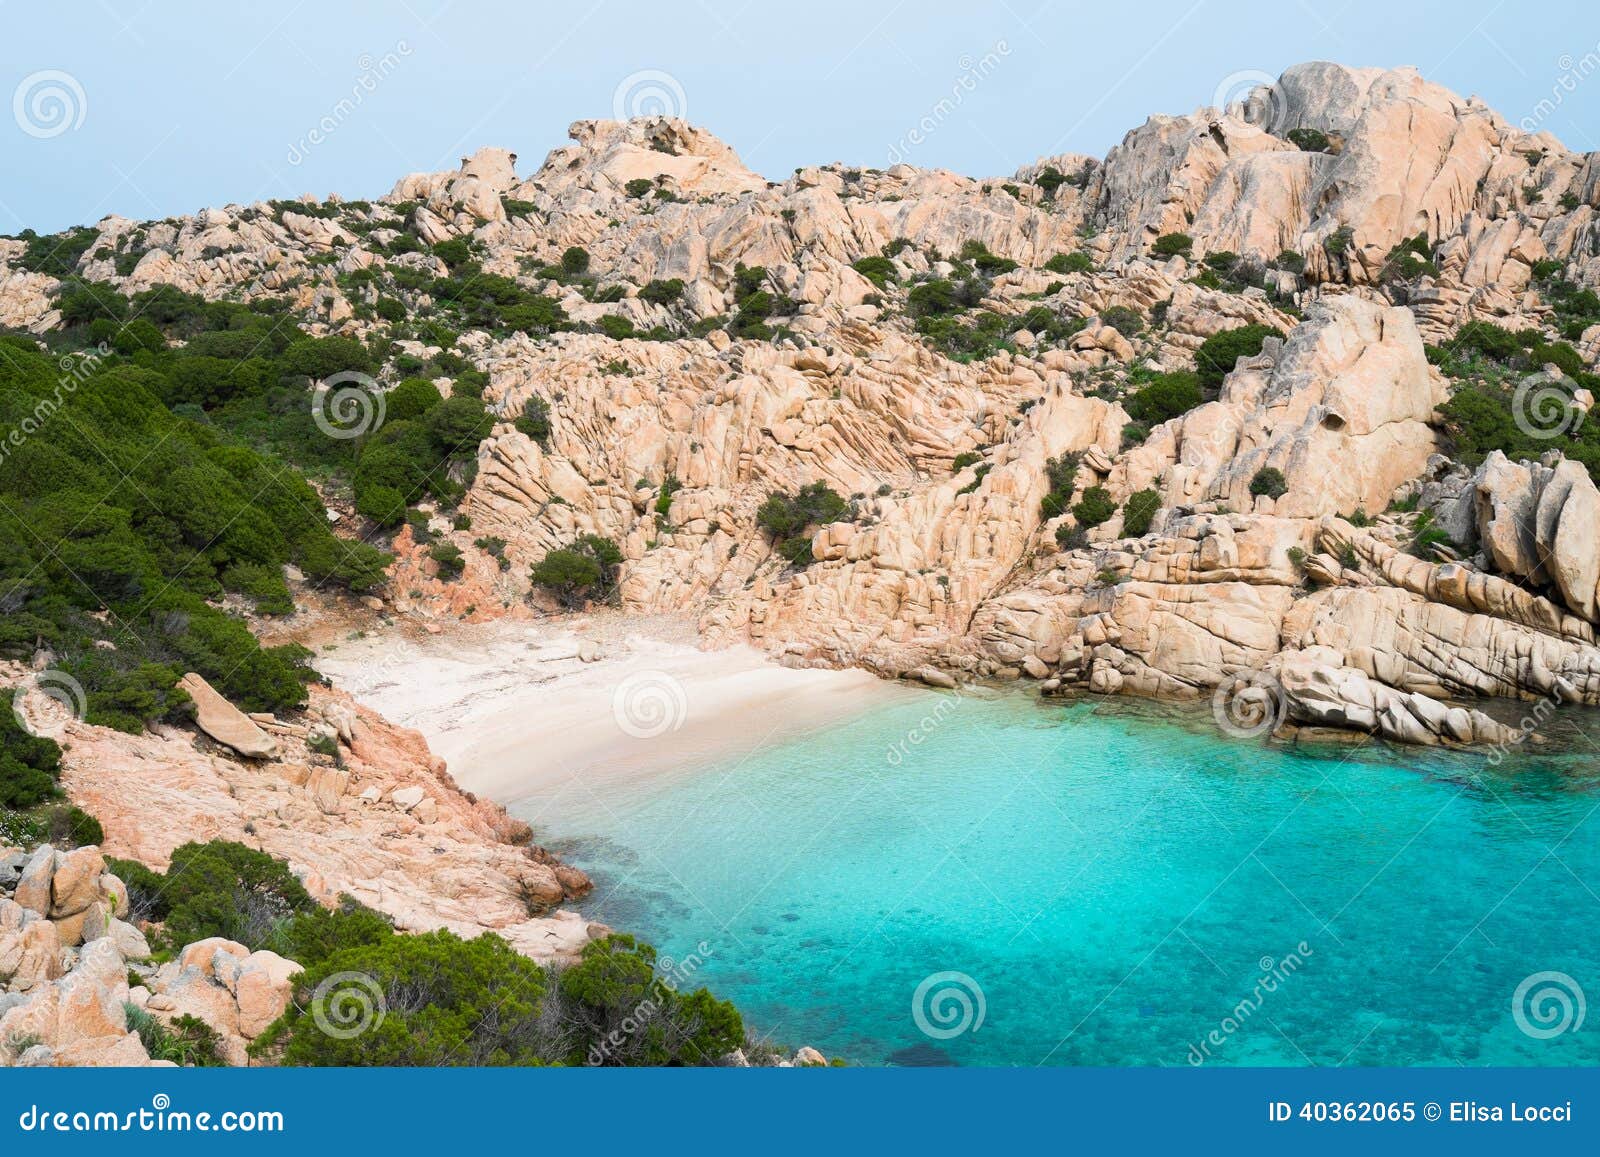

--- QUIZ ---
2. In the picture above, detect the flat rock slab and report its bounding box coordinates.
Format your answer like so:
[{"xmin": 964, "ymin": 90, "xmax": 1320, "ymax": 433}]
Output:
[{"xmin": 178, "ymin": 673, "xmax": 278, "ymax": 759}]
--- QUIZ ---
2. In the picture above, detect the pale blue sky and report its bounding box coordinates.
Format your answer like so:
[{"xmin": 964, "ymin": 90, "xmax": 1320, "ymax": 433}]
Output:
[{"xmin": 3, "ymin": 0, "xmax": 1597, "ymax": 234}]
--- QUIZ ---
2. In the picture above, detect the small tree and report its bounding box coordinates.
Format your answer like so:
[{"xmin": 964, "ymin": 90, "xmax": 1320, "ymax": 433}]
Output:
[
  {"xmin": 560, "ymin": 247, "xmax": 591, "ymax": 278},
  {"xmin": 1122, "ymin": 488, "xmax": 1161, "ymax": 536},
  {"xmin": 1250, "ymin": 467, "xmax": 1288, "ymax": 499},
  {"xmin": 756, "ymin": 482, "xmax": 848, "ymax": 566},
  {"xmin": 1071, "ymin": 486, "xmax": 1118, "ymax": 529},
  {"xmin": 530, "ymin": 535, "xmax": 622, "ymax": 607},
  {"xmin": 515, "ymin": 396, "xmax": 552, "ymax": 446}
]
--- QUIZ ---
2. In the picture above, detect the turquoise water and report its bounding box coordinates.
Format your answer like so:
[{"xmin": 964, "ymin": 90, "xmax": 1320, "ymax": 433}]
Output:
[{"xmin": 518, "ymin": 691, "xmax": 1600, "ymax": 1066}]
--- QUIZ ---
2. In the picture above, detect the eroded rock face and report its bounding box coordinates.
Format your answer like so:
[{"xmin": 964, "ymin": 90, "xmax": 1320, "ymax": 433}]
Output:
[{"xmin": 7, "ymin": 62, "xmax": 1600, "ymax": 763}]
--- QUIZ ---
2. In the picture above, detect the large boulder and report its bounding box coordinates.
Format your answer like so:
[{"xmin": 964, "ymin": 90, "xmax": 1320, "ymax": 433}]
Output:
[{"xmin": 178, "ymin": 673, "xmax": 278, "ymax": 758}]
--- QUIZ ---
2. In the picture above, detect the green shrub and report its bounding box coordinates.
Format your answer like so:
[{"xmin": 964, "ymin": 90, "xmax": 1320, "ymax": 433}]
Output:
[
  {"xmin": 158, "ymin": 840, "xmax": 318, "ymax": 949},
  {"xmin": 1408, "ymin": 509, "xmax": 1452, "ymax": 560},
  {"xmin": 1043, "ymin": 251, "xmax": 1093, "ymax": 275},
  {"xmin": 1286, "ymin": 127, "xmax": 1330, "ymax": 152},
  {"xmin": 1099, "ymin": 305, "xmax": 1144, "ymax": 336},
  {"xmin": 560, "ymin": 247, "xmax": 591, "ymax": 278},
  {"xmin": 125, "ymin": 1005, "xmax": 226, "ymax": 1066},
  {"xmin": 1195, "ymin": 324, "xmax": 1285, "ymax": 395},
  {"xmin": 430, "ymin": 238, "xmax": 474, "ymax": 271},
  {"xmin": 224, "ymin": 562, "xmax": 295, "ymax": 616},
  {"xmin": 1123, "ymin": 371, "xmax": 1201, "ymax": 425},
  {"xmin": 530, "ymin": 535, "xmax": 622, "ymax": 607},
  {"xmin": 1, "ymin": 709, "xmax": 63, "ymax": 810},
  {"xmin": 1323, "ymin": 226, "xmax": 1354, "ymax": 257},
  {"xmin": 625, "ymin": 178, "xmax": 654, "ymax": 198},
  {"xmin": 1121, "ymin": 488, "xmax": 1161, "ymax": 536},
  {"xmin": 105, "ymin": 856, "xmax": 171, "ymax": 923},
  {"xmin": 387, "ymin": 378, "xmax": 443, "ymax": 421},
  {"xmin": 1071, "ymin": 486, "xmax": 1117, "ymax": 528},
  {"xmin": 515, "ymin": 396, "xmax": 552, "ymax": 446},
  {"xmin": 639, "ymin": 278, "xmax": 685, "ymax": 306},
  {"xmin": 756, "ymin": 482, "xmax": 848, "ymax": 566},
  {"xmin": 1152, "ymin": 233, "xmax": 1193, "ymax": 258},
  {"xmin": 356, "ymin": 483, "xmax": 407, "ymax": 528},
  {"xmin": 851, "ymin": 256, "xmax": 897, "ymax": 288},
  {"xmin": 558, "ymin": 934, "xmax": 743, "ymax": 1066},
  {"xmin": 1033, "ymin": 166, "xmax": 1068, "ymax": 198},
  {"xmin": 598, "ymin": 314, "xmax": 635, "ymax": 340},
  {"xmin": 259, "ymin": 927, "xmax": 551, "ymax": 1066},
  {"xmin": 1039, "ymin": 453, "xmax": 1081, "ymax": 519},
  {"xmin": 1249, "ymin": 467, "xmax": 1288, "ymax": 499},
  {"xmin": 958, "ymin": 239, "xmax": 1018, "ymax": 276},
  {"xmin": 428, "ymin": 542, "xmax": 465, "ymax": 580},
  {"xmin": 474, "ymin": 536, "xmax": 510, "ymax": 571}
]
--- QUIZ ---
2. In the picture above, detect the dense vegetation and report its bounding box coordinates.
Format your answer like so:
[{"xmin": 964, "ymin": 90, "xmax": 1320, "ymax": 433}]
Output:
[
  {"xmin": 0, "ymin": 710, "xmax": 101, "ymax": 847},
  {"xmin": 1433, "ymin": 317, "xmax": 1600, "ymax": 484},
  {"xmin": 1194, "ymin": 324, "xmax": 1285, "ymax": 396},
  {"xmin": 0, "ymin": 319, "xmax": 390, "ymax": 733},
  {"xmin": 105, "ymin": 838, "xmax": 749, "ymax": 1067}
]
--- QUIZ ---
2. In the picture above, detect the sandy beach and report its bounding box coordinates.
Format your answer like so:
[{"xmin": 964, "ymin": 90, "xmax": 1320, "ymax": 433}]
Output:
[{"xmin": 314, "ymin": 614, "xmax": 915, "ymax": 812}]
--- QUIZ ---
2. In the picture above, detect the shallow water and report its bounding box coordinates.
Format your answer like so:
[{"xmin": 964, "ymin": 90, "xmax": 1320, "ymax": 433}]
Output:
[{"xmin": 518, "ymin": 690, "xmax": 1600, "ymax": 1066}]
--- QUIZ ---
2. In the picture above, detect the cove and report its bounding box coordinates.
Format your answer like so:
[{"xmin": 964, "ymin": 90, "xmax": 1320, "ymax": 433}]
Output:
[{"xmin": 515, "ymin": 690, "xmax": 1600, "ymax": 1067}]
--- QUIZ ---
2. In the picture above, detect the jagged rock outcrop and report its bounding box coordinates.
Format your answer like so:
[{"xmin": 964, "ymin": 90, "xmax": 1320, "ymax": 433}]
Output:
[
  {"xmin": 0, "ymin": 847, "xmax": 301, "ymax": 1068},
  {"xmin": 5, "ymin": 668, "xmax": 599, "ymax": 962},
  {"xmin": 7, "ymin": 62, "xmax": 1600, "ymax": 751}
]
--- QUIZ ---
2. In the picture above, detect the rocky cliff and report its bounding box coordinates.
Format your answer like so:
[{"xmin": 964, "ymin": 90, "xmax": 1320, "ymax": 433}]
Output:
[{"xmin": 7, "ymin": 60, "xmax": 1600, "ymax": 756}]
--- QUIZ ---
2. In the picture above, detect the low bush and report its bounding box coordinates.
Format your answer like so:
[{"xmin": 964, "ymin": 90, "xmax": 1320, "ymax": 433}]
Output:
[
  {"xmin": 1071, "ymin": 486, "xmax": 1117, "ymax": 528},
  {"xmin": 1121, "ymin": 489, "xmax": 1161, "ymax": 536},
  {"xmin": 1249, "ymin": 467, "xmax": 1288, "ymax": 499},
  {"xmin": 530, "ymin": 535, "xmax": 622, "ymax": 607},
  {"xmin": 756, "ymin": 482, "xmax": 848, "ymax": 566},
  {"xmin": 1195, "ymin": 324, "xmax": 1284, "ymax": 395},
  {"xmin": 1123, "ymin": 371, "xmax": 1201, "ymax": 425}
]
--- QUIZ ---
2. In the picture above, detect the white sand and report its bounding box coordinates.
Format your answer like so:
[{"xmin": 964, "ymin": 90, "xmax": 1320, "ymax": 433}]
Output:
[{"xmin": 315, "ymin": 615, "xmax": 912, "ymax": 807}]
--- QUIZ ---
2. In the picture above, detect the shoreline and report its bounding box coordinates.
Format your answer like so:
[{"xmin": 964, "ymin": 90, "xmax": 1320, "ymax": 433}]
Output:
[{"xmin": 314, "ymin": 613, "xmax": 920, "ymax": 816}]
